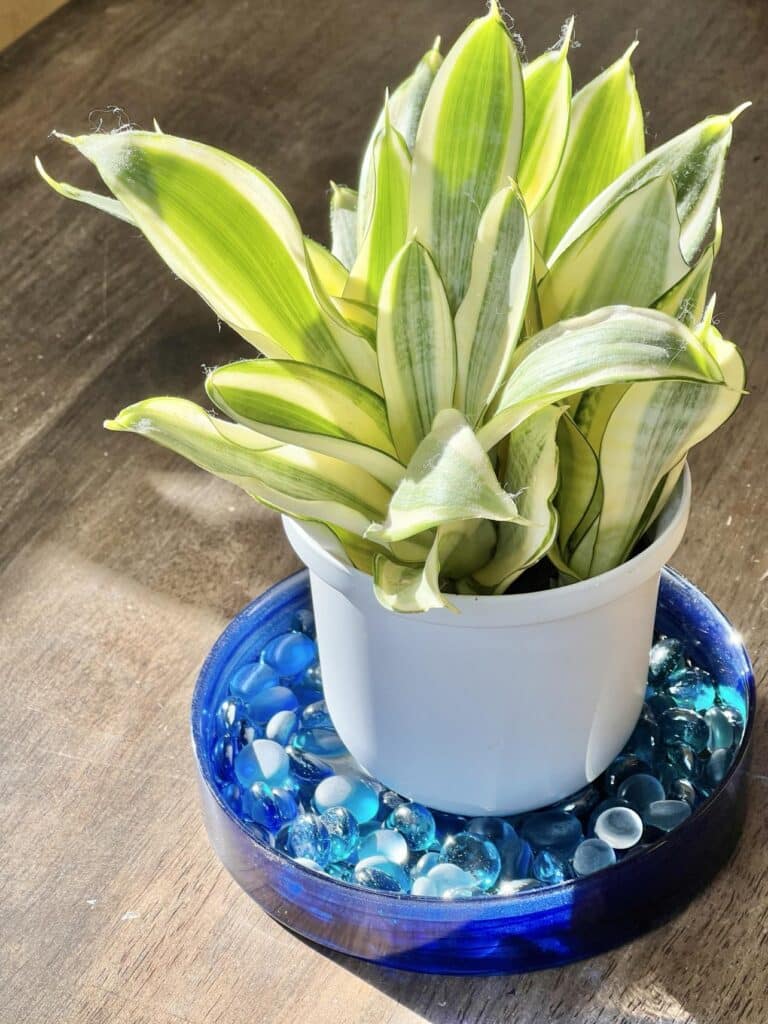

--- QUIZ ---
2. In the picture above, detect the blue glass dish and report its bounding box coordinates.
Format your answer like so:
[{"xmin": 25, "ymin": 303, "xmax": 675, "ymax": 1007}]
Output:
[{"xmin": 190, "ymin": 568, "xmax": 754, "ymax": 975}]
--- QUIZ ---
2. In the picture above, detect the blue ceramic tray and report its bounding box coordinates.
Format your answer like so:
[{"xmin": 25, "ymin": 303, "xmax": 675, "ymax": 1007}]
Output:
[{"xmin": 190, "ymin": 567, "xmax": 754, "ymax": 975}]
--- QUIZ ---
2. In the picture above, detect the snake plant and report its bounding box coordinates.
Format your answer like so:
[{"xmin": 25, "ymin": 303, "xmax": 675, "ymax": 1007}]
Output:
[{"xmin": 38, "ymin": 3, "xmax": 747, "ymax": 611}]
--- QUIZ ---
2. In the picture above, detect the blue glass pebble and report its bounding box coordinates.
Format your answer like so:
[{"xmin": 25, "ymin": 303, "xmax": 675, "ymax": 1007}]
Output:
[
  {"xmin": 466, "ymin": 816, "xmax": 517, "ymax": 843},
  {"xmin": 301, "ymin": 700, "xmax": 333, "ymax": 730},
  {"xmin": 440, "ymin": 832, "xmax": 501, "ymax": 891},
  {"xmin": 549, "ymin": 785, "xmax": 601, "ymax": 820},
  {"xmin": 285, "ymin": 748, "xmax": 333, "ymax": 786},
  {"xmin": 212, "ymin": 734, "xmax": 237, "ymax": 782},
  {"xmin": 234, "ymin": 738, "xmax": 290, "ymax": 789},
  {"xmin": 313, "ymin": 774, "xmax": 380, "ymax": 823},
  {"xmin": 387, "ymin": 803, "xmax": 436, "ymax": 851},
  {"xmin": 667, "ymin": 667, "xmax": 717, "ymax": 712},
  {"xmin": 519, "ymin": 810, "xmax": 583, "ymax": 854},
  {"xmin": 603, "ymin": 754, "xmax": 652, "ymax": 795},
  {"xmin": 616, "ymin": 772, "xmax": 666, "ymax": 812},
  {"xmin": 380, "ymin": 790, "xmax": 407, "ymax": 816},
  {"xmin": 594, "ymin": 806, "xmax": 644, "ymax": 850},
  {"xmin": 262, "ymin": 631, "xmax": 318, "ymax": 677},
  {"xmin": 497, "ymin": 832, "xmax": 534, "ymax": 880},
  {"xmin": 642, "ymin": 799, "xmax": 692, "ymax": 832},
  {"xmin": 265, "ymin": 709, "xmax": 299, "ymax": 745},
  {"xmin": 220, "ymin": 781, "xmax": 242, "ymax": 814},
  {"xmin": 648, "ymin": 637, "xmax": 685, "ymax": 686},
  {"xmin": 354, "ymin": 857, "xmax": 409, "ymax": 893},
  {"xmin": 704, "ymin": 707, "xmax": 735, "ymax": 751},
  {"xmin": 661, "ymin": 708, "xmax": 709, "ymax": 753},
  {"xmin": 244, "ymin": 782, "xmax": 298, "ymax": 832},
  {"xmin": 533, "ymin": 850, "xmax": 570, "ymax": 885},
  {"xmin": 245, "ymin": 685, "xmax": 299, "ymax": 724},
  {"xmin": 572, "ymin": 838, "xmax": 616, "ymax": 877},
  {"xmin": 646, "ymin": 694, "xmax": 677, "ymax": 720},
  {"xmin": 293, "ymin": 726, "xmax": 346, "ymax": 757},
  {"xmin": 624, "ymin": 714, "xmax": 660, "ymax": 767},
  {"xmin": 326, "ymin": 862, "xmax": 355, "ymax": 882},
  {"xmin": 411, "ymin": 852, "xmax": 441, "ymax": 879},
  {"xmin": 715, "ymin": 685, "xmax": 748, "ymax": 722},
  {"xmin": 665, "ymin": 742, "xmax": 697, "ymax": 779},
  {"xmin": 229, "ymin": 661, "xmax": 279, "ymax": 701},
  {"xmin": 288, "ymin": 813, "xmax": 332, "ymax": 867},
  {"xmin": 358, "ymin": 828, "xmax": 409, "ymax": 866},
  {"xmin": 320, "ymin": 806, "xmax": 359, "ymax": 863},
  {"xmin": 705, "ymin": 747, "xmax": 732, "ymax": 787}
]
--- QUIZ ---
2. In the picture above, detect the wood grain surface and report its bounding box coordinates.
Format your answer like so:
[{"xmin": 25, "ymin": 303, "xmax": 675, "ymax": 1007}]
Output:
[{"xmin": 1, "ymin": 1, "xmax": 766, "ymax": 1021}]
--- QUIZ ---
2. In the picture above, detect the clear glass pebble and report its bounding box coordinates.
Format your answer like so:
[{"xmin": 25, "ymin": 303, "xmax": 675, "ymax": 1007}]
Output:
[
  {"xmin": 648, "ymin": 637, "xmax": 685, "ymax": 686},
  {"xmin": 387, "ymin": 803, "xmax": 437, "ymax": 851},
  {"xmin": 288, "ymin": 813, "xmax": 332, "ymax": 867},
  {"xmin": 704, "ymin": 707, "xmax": 735, "ymax": 751},
  {"xmin": 572, "ymin": 838, "xmax": 616, "ymax": 877},
  {"xmin": 533, "ymin": 850, "xmax": 570, "ymax": 885},
  {"xmin": 660, "ymin": 708, "xmax": 709, "ymax": 753},
  {"xmin": 440, "ymin": 832, "xmax": 501, "ymax": 891},
  {"xmin": 358, "ymin": 828, "xmax": 410, "ymax": 866},
  {"xmin": 642, "ymin": 798, "xmax": 692, "ymax": 832},
  {"xmin": 705, "ymin": 747, "xmax": 733, "ymax": 787},
  {"xmin": 320, "ymin": 806, "xmax": 359, "ymax": 863},
  {"xmin": 616, "ymin": 772, "xmax": 666, "ymax": 811},
  {"xmin": 312, "ymin": 774, "xmax": 380, "ymax": 823},
  {"xmin": 354, "ymin": 857, "xmax": 409, "ymax": 893},
  {"xmin": 593, "ymin": 806, "xmax": 644, "ymax": 850},
  {"xmin": 413, "ymin": 862, "xmax": 477, "ymax": 898},
  {"xmin": 411, "ymin": 852, "xmax": 441, "ymax": 879},
  {"xmin": 262, "ymin": 631, "xmax": 318, "ymax": 677},
  {"xmin": 519, "ymin": 810, "xmax": 583, "ymax": 854},
  {"xmin": 603, "ymin": 754, "xmax": 652, "ymax": 795},
  {"xmin": 234, "ymin": 738, "xmax": 290, "ymax": 789},
  {"xmin": 667, "ymin": 667, "xmax": 717, "ymax": 711}
]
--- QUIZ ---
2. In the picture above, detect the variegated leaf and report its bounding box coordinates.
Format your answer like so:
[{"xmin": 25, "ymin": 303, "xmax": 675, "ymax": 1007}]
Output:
[
  {"xmin": 106, "ymin": 397, "xmax": 391, "ymax": 538},
  {"xmin": 366, "ymin": 409, "xmax": 525, "ymax": 544},
  {"xmin": 377, "ymin": 240, "xmax": 457, "ymax": 463},
  {"xmin": 552, "ymin": 411, "xmax": 603, "ymax": 576},
  {"xmin": 35, "ymin": 156, "xmax": 135, "ymax": 224},
  {"xmin": 654, "ymin": 210, "xmax": 722, "ymax": 326},
  {"xmin": 478, "ymin": 306, "xmax": 724, "ymax": 451},
  {"xmin": 454, "ymin": 183, "xmax": 533, "ymax": 426},
  {"xmin": 329, "ymin": 183, "xmax": 358, "ymax": 270},
  {"xmin": 518, "ymin": 19, "xmax": 573, "ymax": 213},
  {"xmin": 408, "ymin": 2, "xmax": 524, "ymax": 310},
  {"xmin": 205, "ymin": 359, "xmax": 404, "ymax": 488},
  {"xmin": 551, "ymin": 104, "xmax": 749, "ymax": 265},
  {"xmin": 539, "ymin": 176, "xmax": 689, "ymax": 323},
  {"xmin": 533, "ymin": 41, "xmax": 644, "ymax": 260},
  {"xmin": 305, "ymin": 237, "xmax": 348, "ymax": 298}
]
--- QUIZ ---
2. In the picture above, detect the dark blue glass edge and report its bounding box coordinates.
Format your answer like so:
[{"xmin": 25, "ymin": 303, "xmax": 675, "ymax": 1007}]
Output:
[{"xmin": 189, "ymin": 567, "xmax": 755, "ymax": 975}]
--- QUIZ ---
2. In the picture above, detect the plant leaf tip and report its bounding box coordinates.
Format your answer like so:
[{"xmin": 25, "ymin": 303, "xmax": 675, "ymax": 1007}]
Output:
[{"xmin": 729, "ymin": 101, "xmax": 752, "ymax": 123}]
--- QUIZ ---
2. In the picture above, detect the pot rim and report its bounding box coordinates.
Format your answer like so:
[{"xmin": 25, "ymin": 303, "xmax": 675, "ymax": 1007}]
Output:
[{"xmin": 282, "ymin": 464, "xmax": 692, "ymax": 626}]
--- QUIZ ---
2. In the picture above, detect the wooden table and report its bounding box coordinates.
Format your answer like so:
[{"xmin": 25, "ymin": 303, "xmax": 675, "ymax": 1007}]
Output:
[{"xmin": 2, "ymin": 1, "xmax": 766, "ymax": 1020}]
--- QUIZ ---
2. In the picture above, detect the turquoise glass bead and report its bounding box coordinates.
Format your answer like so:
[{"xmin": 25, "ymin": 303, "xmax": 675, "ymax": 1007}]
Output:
[
  {"xmin": 572, "ymin": 838, "xmax": 616, "ymax": 877},
  {"xmin": 594, "ymin": 806, "xmax": 644, "ymax": 849},
  {"xmin": 387, "ymin": 803, "xmax": 437, "ymax": 851},
  {"xmin": 234, "ymin": 738, "xmax": 290, "ymax": 789},
  {"xmin": 667, "ymin": 667, "xmax": 716, "ymax": 711},
  {"xmin": 642, "ymin": 798, "xmax": 692, "ymax": 832},
  {"xmin": 229, "ymin": 661, "xmax": 279, "ymax": 701},
  {"xmin": 411, "ymin": 852, "xmax": 441, "ymax": 880},
  {"xmin": 313, "ymin": 774, "xmax": 380, "ymax": 823},
  {"xmin": 320, "ymin": 806, "xmax": 359, "ymax": 863},
  {"xmin": 660, "ymin": 708, "xmax": 709, "ymax": 753},
  {"xmin": 705, "ymin": 747, "xmax": 733, "ymax": 787},
  {"xmin": 704, "ymin": 707, "xmax": 735, "ymax": 751},
  {"xmin": 466, "ymin": 816, "xmax": 517, "ymax": 843},
  {"xmin": 358, "ymin": 828, "xmax": 409, "ymax": 866},
  {"xmin": 293, "ymin": 726, "xmax": 345, "ymax": 757},
  {"xmin": 354, "ymin": 856, "xmax": 409, "ymax": 893},
  {"xmin": 262, "ymin": 631, "xmax": 318, "ymax": 677},
  {"xmin": 440, "ymin": 832, "xmax": 501, "ymax": 891},
  {"xmin": 519, "ymin": 811, "xmax": 583, "ymax": 854},
  {"xmin": 245, "ymin": 685, "xmax": 298, "ymax": 724},
  {"xmin": 412, "ymin": 863, "xmax": 477, "ymax": 898},
  {"xmin": 715, "ymin": 684, "xmax": 748, "ymax": 722},
  {"xmin": 265, "ymin": 709, "xmax": 299, "ymax": 745},
  {"xmin": 648, "ymin": 637, "xmax": 685, "ymax": 686},
  {"xmin": 288, "ymin": 813, "xmax": 332, "ymax": 867},
  {"xmin": 533, "ymin": 850, "xmax": 570, "ymax": 885},
  {"xmin": 497, "ymin": 832, "xmax": 534, "ymax": 880},
  {"xmin": 616, "ymin": 772, "xmax": 665, "ymax": 812}
]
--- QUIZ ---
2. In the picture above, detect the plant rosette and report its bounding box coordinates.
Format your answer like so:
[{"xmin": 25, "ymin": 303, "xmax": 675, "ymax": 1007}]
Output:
[{"xmin": 39, "ymin": 4, "xmax": 748, "ymax": 814}]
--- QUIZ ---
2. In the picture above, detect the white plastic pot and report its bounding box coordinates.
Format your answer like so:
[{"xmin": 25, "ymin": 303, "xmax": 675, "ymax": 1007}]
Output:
[{"xmin": 283, "ymin": 466, "xmax": 691, "ymax": 816}]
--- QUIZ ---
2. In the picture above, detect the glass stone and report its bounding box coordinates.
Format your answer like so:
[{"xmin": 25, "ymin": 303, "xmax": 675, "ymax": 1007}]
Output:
[
  {"xmin": 549, "ymin": 785, "xmax": 601, "ymax": 820},
  {"xmin": 715, "ymin": 684, "xmax": 748, "ymax": 722},
  {"xmin": 301, "ymin": 700, "xmax": 332, "ymax": 730},
  {"xmin": 624, "ymin": 715, "xmax": 660, "ymax": 767},
  {"xmin": 354, "ymin": 856, "xmax": 409, "ymax": 893},
  {"xmin": 667, "ymin": 777, "xmax": 697, "ymax": 806},
  {"xmin": 245, "ymin": 685, "xmax": 299, "ymax": 724},
  {"xmin": 519, "ymin": 811, "xmax": 583, "ymax": 854},
  {"xmin": 220, "ymin": 781, "xmax": 242, "ymax": 814},
  {"xmin": 265, "ymin": 709, "xmax": 299, "ymax": 746},
  {"xmin": 326, "ymin": 862, "xmax": 355, "ymax": 883},
  {"xmin": 286, "ymin": 748, "xmax": 333, "ymax": 786},
  {"xmin": 603, "ymin": 754, "xmax": 652, "ymax": 795},
  {"xmin": 665, "ymin": 742, "xmax": 697, "ymax": 779},
  {"xmin": 572, "ymin": 838, "xmax": 616, "ymax": 877},
  {"xmin": 413, "ymin": 863, "xmax": 477, "ymax": 898},
  {"xmin": 313, "ymin": 774, "xmax": 380, "ymax": 823},
  {"xmin": 705, "ymin": 747, "xmax": 733, "ymax": 787},
  {"xmin": 380, "ymin": 790, "xmax": 407, "ymax": 816},
  {"xmin": 320, "ymin": 806, "xmax": 359, "ymax": 863},
  {"xmin": 593, "ymin": 806, "xmax": 644, "ymax": 850},
  {"xmin": 262, "ymin": 631, "xmax": 318, "ymax": 677},
  {"xmin": 642, "ymin": 799, "xmax": 692, "ymax": 832},
  {"xmin": 243, "ymin": 782, "xmax": 298, "ymax": 832},
  {"xmin": 358, "ymin": 828, "xmax": 410, "ymax": 866},
  {"xmin": 440, "ymin": 832, "xmax": 501, "ymax": 891},
  {"xmin": 667, "ymin": 667, "xmax": 717, "ymax": 712},
  {"xmin": 411, "ymin": 852, "xmax": 441, "ymax": 880},
  {"xmin": 648, "ymin": 637, "xmax": 686, "ymax": 686},
  {"xmin": 497, "ymin": 832, "xmax": 534, "ymax": 880},
  {"xmin": 229, "ymin": 661, "xmax": 279, "ymax": 701},
  {"xmin": 288, "ymin": 813, "xmax": 332, "ymax": 867},
  {"xmin": 532, "ymin": 850, "xmax": 570, "ymax": 885},
  {"xmin": 660, "ymin": 708, "xmax": 709, "ymax": 753},
  {"xmin": 646, "ymin": 694, "xmax": 677, "ymax": 720},
  {"xmin": 386, "ymin": 803, "xmax": 437, "ymax": 851},
  {"xmin": 215, "ymin": 696, "xmax": 249, "ymax": 735},
  {"xmin": 587, "ymin": 797, "xmax": 631, "ymax": 837},
  {"xmin": 704, "ymin": 707, "xmax": 736, "ymax": 751},
  {"xmin": 212, "ymin": 734, "xmax": 237, "ymax": 782},
  {"xmin": 466, "ymin": 817, "xmax": 517, "ymax": 843},
  {"xmin": 616, "ymin": 772, "xmax": 666, "ymax": 812},
  {"xmin": 234, "ymin": 738, "xmax": 290, "ymax": 789},
  {"xmin": 293, "ymin": 726, "xmax": 346, "ymax": 757}
]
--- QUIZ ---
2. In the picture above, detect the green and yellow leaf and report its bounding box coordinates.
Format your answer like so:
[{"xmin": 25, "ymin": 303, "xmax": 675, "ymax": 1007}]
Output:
[{"xmin": 329, "ymin": 183, "xmax": 359, "ymax": 270}]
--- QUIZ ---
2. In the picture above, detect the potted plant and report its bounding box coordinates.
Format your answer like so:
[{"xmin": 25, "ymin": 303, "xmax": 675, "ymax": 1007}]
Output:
[{"xmin": 38, "ymin": 3, "xmax": 746, "ymax": 815}]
